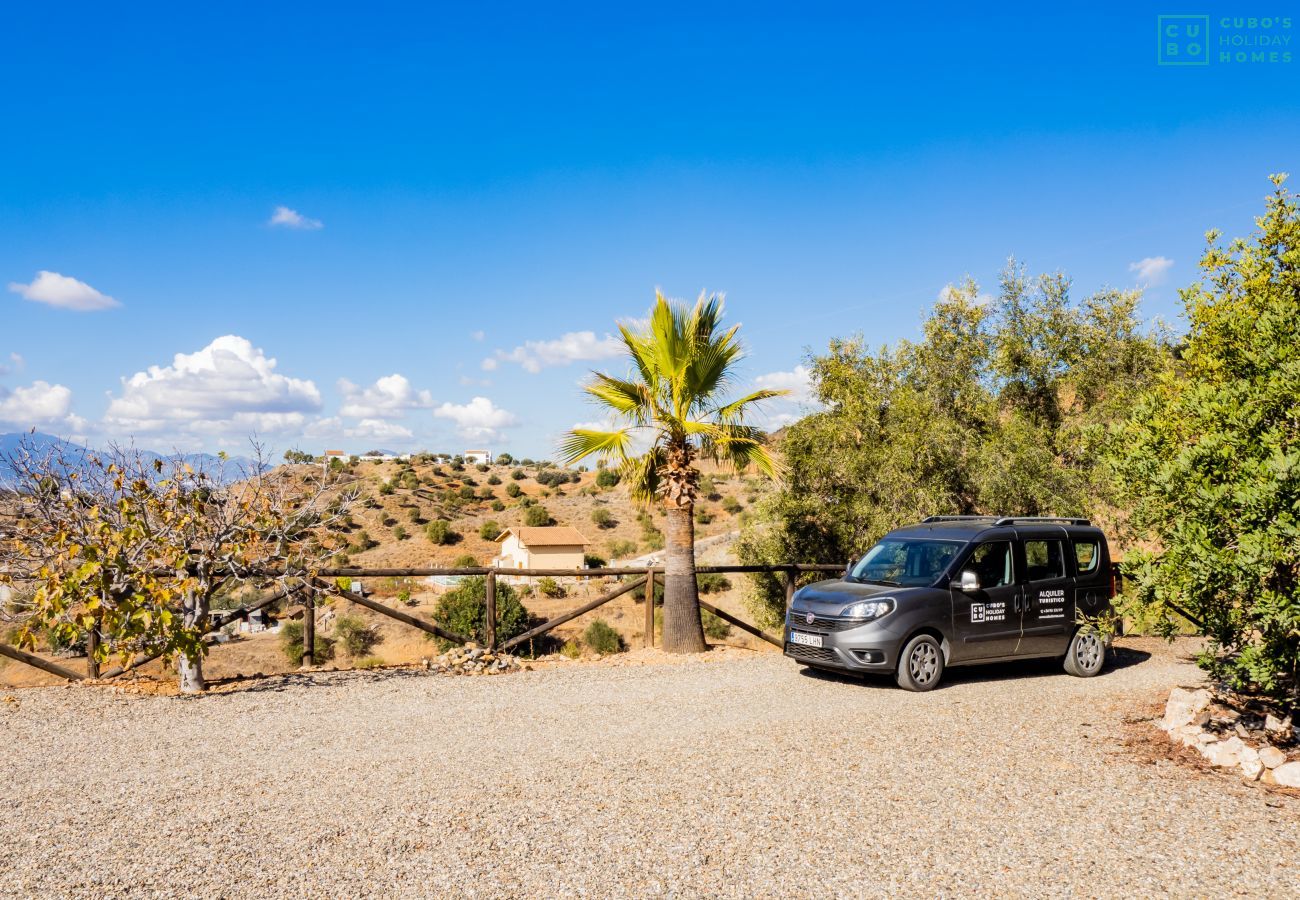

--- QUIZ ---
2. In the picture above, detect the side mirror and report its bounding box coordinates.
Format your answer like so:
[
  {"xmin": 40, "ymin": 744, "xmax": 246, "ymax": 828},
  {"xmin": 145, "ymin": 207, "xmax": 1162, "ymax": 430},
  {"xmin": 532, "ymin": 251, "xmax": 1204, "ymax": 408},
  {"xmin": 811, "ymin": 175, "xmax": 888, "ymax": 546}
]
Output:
[{"xmin": 951, "ymin": 570, "xmax": 979, "ymax": 592}]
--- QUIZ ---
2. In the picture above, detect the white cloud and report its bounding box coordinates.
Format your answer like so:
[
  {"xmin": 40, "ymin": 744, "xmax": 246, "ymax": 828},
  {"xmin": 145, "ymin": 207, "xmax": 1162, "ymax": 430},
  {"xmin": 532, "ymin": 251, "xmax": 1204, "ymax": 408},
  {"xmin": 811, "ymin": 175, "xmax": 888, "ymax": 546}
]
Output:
[
  {"xmin": 268, "ymin": 205, "xmax": 323, "ymax": 230},
  {"xmin": 485, "ymin": 330, "xmax": 622, "ymax": 373},
  {"xmin": 752, "ymin": 365, "xmax": 822, "ymax": 430},
  {"xmin": 104, "ymin": 335, "xmax": 322, "ymax": 438},
  {"xmin": 434, "ymin": 396, "xmax": 518, "ymax": 440},
  {"xmin": 8, "ymin": 271, "xmax": 119, "ymax": 311},
  {"xmin": 755, "ymin": 365, "xmax": 814, "ymax": 404},
  {"xmin": 0, "ymin": 352, "xmax": 22, "ymax": 376},
  {"xmin": 470, "ymin": 330, "xmax": 485, "ymax": 342},
  {"xmin": 1129, "ymin": 256, "xmax": 1174, "ymax": 285},
  {"xmin": 345, "ymin": 418, "xmax": 414, "ymax": 441},
  {"xmin": 337, "ymin": 374, "xmax": 433, "ymax": 419},
  {"xmin": 0, "ymin": 380, "xmax": 86, "ymax": 432}
]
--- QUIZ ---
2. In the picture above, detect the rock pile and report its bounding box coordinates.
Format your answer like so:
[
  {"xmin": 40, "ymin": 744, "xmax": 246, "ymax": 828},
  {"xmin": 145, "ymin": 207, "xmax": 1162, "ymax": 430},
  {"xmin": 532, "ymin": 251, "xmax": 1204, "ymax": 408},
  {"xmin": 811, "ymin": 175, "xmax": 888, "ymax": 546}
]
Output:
[
  {"xmin": 1160, "ymin": 687, "xmax": 1299, "ymax": 787},
  {"xmin": 423, "ymin": 643, "xmax": 527, "ymax": 676}
]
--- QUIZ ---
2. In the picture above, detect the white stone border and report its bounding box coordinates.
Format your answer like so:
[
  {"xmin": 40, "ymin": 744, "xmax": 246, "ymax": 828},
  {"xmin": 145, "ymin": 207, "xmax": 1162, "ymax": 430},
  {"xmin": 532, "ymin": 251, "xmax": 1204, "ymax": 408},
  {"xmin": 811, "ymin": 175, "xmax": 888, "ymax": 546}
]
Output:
[{"xmin": 1160, "ymin": 687, "xmax": 1299, "ymax": 787}]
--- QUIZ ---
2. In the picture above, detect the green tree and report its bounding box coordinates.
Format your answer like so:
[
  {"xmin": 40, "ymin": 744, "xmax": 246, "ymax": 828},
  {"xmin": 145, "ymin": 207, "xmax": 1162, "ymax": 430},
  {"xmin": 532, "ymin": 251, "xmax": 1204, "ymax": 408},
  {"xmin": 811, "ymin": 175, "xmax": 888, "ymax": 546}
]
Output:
[
  {"xmin": 560, "ymin": 292, "xmax": 784, "ymax": 653},
  {"xmin": 1111, "ymin": 175, "xmax": 1300, "ymax": 700},
  {"xmin": 738, "ymin": 265, "xmax": 1166, "ymax": 626}
]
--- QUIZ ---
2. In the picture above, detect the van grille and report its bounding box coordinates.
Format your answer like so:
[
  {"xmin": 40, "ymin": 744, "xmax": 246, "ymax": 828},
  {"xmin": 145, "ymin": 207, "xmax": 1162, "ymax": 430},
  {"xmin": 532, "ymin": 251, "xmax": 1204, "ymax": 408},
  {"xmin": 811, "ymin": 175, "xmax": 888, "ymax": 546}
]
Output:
[
  {"xmin": 787, "ymin": 613, "xmax": 862, "ymax": 632},
  {"xmin": 785, "ymin": 643, "xmax": 839, "ymax": 664}
]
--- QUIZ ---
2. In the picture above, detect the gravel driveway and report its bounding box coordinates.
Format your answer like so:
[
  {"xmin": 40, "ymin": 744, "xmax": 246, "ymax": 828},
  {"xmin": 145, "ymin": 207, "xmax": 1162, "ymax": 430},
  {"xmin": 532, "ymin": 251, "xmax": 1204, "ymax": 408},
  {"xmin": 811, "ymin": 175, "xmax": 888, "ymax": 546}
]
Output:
[{"xmin": 1, "ymin": 639, "xmax": 1295, "ymax": 898}]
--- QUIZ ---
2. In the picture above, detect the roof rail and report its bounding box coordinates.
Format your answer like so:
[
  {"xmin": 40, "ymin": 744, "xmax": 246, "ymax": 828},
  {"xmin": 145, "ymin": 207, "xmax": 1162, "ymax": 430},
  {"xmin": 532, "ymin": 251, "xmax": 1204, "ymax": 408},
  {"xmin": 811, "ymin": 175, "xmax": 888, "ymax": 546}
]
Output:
[
  {"xmin": 921, "ymin": 515, "xmax": 1001, "ymax": 523},
  {"xmin": 992, "ymin": 516, "xmax": 1092, "ymax": 527}
]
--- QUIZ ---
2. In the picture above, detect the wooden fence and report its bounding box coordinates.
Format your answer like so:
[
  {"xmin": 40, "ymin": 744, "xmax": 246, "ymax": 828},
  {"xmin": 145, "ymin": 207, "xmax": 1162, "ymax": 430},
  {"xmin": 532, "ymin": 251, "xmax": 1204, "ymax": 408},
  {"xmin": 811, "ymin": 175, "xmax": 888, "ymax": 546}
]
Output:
[{"xmin": 0, "ymin": 563, "xmax": 846, "ymax": 683}]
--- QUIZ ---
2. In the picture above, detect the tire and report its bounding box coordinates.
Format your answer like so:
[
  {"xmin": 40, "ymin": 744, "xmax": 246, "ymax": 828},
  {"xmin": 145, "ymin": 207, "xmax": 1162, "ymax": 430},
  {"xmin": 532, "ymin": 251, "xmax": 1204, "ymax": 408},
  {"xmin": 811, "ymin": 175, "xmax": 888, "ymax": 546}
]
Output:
[
  {"xmin": 1063, "ymin": 627, "xmax": 1106, "ymax": 677},
  {"xmin": 896, "ymin": 634, "xmax": 945, "ymax": 692}
]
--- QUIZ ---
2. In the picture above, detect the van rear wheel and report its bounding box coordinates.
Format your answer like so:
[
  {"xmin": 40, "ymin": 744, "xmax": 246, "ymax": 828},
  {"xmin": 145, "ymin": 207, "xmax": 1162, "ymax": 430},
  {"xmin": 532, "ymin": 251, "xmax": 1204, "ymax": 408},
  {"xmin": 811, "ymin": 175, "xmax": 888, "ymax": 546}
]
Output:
[
  {"xmin": 896, "ymin": 634, "xmax": 944, "ymax": 692},
  {"xmin": 1064, "ymin": 627, "xmax": 1105, "ymax": 677}
]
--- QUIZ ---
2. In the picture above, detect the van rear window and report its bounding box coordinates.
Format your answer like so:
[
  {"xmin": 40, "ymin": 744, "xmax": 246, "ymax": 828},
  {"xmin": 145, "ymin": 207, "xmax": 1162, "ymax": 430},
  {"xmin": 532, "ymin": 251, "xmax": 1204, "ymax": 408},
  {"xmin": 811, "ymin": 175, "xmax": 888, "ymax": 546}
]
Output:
[{"xmin": 1074, "ymin": 541, "xmax": 1099, "ymax": 574}]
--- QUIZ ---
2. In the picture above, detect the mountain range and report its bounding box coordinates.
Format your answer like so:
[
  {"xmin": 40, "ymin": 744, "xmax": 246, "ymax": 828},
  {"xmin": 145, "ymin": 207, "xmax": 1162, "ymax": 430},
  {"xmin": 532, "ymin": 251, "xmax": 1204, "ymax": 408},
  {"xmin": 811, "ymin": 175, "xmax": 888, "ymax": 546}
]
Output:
[{"xmin": 0, "ymin": 432, "xmax": 259, "ymax": 486}]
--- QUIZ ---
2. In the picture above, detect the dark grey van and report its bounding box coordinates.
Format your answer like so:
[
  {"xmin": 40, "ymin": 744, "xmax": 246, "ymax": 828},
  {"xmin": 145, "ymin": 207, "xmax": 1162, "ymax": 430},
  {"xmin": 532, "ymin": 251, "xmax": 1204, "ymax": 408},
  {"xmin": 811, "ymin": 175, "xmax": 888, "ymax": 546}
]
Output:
[{"xmin": 783, "ymin": 516, "xmax": 1115, "ymax": 691}]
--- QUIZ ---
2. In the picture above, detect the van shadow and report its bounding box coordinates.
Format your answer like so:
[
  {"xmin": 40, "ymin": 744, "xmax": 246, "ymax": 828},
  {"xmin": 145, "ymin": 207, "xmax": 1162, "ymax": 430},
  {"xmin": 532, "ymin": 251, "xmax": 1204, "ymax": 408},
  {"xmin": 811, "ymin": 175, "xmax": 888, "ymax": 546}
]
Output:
[{"xmin": 796, "ymin": 644, "xmax": 1153, "ymax": 690}]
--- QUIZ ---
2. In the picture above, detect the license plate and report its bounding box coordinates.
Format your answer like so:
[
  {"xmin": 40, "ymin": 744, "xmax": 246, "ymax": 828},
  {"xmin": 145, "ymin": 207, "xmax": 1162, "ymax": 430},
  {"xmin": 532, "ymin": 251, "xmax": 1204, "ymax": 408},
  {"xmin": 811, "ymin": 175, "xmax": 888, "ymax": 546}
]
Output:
[{"xmin": 789, "ymin": 631, "xmax": 823, "ymax": 648}]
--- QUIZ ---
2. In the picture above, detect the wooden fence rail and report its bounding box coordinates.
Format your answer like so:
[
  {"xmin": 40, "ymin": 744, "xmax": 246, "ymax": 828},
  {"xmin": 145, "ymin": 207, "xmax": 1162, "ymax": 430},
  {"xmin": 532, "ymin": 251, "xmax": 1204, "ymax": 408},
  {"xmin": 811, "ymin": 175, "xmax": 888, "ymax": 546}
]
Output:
[{"xmin": 0, "ymin": 562, "xmax": 845, "ymax": 684}]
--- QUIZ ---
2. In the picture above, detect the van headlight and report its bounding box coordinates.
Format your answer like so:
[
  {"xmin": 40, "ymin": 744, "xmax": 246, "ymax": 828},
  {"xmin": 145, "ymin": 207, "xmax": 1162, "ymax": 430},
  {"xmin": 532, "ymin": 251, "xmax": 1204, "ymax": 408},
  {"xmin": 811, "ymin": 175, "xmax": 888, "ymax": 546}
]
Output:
[{"xmin": 840, "ymin": 598, "xmax": 895, "ymax": 620}]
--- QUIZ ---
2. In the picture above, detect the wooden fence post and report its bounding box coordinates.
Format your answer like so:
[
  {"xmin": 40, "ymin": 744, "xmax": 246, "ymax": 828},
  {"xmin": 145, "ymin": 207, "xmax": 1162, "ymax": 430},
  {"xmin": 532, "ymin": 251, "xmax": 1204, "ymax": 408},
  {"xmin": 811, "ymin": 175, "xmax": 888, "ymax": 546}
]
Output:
[
  {"xmin": 301, "ymin": 589, "xmax": 315, "ymax": 668},
  {"xmin": 485, "ymin": 570, "xmax": 497, "ymax": 650},
  {"xmin": 784, "ymin": 567, "xmax": 796, "ymax": 612},
  {"xmin": 85, "ymin": 609, "xmax": 101, "ymax": 679},
  {"xmin": 644, "ymin": 570, "xmax": 656, "ymax": 649}
]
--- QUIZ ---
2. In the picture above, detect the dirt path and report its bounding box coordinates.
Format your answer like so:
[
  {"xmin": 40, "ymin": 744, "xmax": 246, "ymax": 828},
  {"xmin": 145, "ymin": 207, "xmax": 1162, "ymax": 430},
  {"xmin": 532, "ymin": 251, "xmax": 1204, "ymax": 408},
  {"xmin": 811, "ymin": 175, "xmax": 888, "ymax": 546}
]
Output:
[{"xmin": 0, "ymin": 638, "xmax": 1294, "ymax": 897}]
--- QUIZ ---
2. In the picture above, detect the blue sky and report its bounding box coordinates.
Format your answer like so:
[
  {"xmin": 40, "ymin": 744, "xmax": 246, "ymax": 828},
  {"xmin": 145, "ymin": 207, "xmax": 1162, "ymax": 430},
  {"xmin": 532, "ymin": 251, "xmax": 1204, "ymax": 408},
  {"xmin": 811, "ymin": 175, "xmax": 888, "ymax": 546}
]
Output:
[{"xmin": 2, "ymin": 1, "xmax": 1297, "ymax": 456}]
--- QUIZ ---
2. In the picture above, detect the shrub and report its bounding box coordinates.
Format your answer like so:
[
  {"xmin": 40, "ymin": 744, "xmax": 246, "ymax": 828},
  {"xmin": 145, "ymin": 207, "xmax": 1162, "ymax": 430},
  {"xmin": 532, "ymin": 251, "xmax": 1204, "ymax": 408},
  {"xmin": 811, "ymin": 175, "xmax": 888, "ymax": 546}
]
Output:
[
  {"xmin": 523, "ymin": 505, "xmax": 552, "ymax": 527},
  {"xmin": 280, "ymin": 621, "xmax": 334, "ymax": 665},
  {"xmin": 408, "ymin": 507, "xmax": 423, "ymax": 523},
  {"xmin": 476, "ymin": 463, "xmax": 490, "ymax": 473},
  {"xmin": 584, "ymin": 553, "xmax": 608, "ymax": 569},
  {"xmin": 382, "ymin": 514, "xmax": 397, "ymax": 527},
  {"xmin": 642, "ymin": 530, "xmax": 664, "ymax": 550},
  {"xmin": 537, "ymin": 577, "xmax": 565, "ymax": 598},
  {"xmin": 511, "ymin": 468, "xmax": 527, "ymax": 480},
  {"xmin": 397, "ymin": 588, "xmax": 413, "ymax": 606},
  {"xmin": 430, "ymin": 577, "xmax": 531, "ymax": 649},
  {"xmin": 583, "ymin": 619, "xmax": 625, "ymax": 655},
  {"xmin": 590, "ymin": 508, "xmax": 614, "ymax": 529},
  {"xmin": 491, "ymin": 500, "xmax": 505, "ymax": 512},
  {"xmin": 696, "ymin": 573, "xmax": 732, "ymax": 594},
  {"xmin": 354, "ymin": 656, "xmax": 385, "ymax": 670},
  {"xmin": 335, "ymin": 614, "xmax": 380, "ymax": 657},
  {"xmin": 608, "ymin": 539, "xmax": 637, "ymax": 559},
  {"xmin": 496, "ymin": 453, "xmax": 514, "ymax": 465},
  {"xmin": 479, "ymin": 520, "xmax": 501, "ymax": 541},
  {"xmin": 378, "ymin": 481, "xmax": 395, "ymax": 496},
  {"xmin": 701, "ymin": 610, "xmax": 731, "ymax": 640},
  {"xmin": 560, "ymin": 639, "xmax": 583, "ymax": 659},
  {"xmin": 721, "ymin": 496, "xmax": 743, "ymax": 514},
  {"xmin": 452, "ymin": 553, "xmax": 479, "ymax": 568},
  {"xmin": 335, "ymin": 576, "xmax": 353, "ymax": 592},
  {"xmin": 393, "ymin": 525, "xmax": 408, "ymax": 540},
  {"xmin": 487, "ymin": 474, "xmax": 502, "ymax": 485},
  {"xmin": 695, "ymin": 508, "xmax": 714, "ymax": 525},
  {"xmin": 478, "ymin": 487, "xmax": 495, "ymax": 500},
  {"xmin": 458, "ymin": 485, "xmax": 476, "ymax": 500},
  {"xmin": 505, "ymin": 482, "xmax": 523, "ymax": 498},
  {"xmin": 596, "ymin": 468, "xmax": 620, "ymax": 488},
  {"xmin": 425, "ymin": 520, "xmax": 453, "ymax": 545}
]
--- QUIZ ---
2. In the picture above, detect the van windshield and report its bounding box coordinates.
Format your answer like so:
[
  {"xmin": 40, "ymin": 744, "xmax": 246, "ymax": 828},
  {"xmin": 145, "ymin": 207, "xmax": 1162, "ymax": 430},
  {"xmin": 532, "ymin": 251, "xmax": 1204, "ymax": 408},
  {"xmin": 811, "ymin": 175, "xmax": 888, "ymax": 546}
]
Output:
[{"xmin": 849, "ymin": 539, "xmax": 962, "ymax": 587}]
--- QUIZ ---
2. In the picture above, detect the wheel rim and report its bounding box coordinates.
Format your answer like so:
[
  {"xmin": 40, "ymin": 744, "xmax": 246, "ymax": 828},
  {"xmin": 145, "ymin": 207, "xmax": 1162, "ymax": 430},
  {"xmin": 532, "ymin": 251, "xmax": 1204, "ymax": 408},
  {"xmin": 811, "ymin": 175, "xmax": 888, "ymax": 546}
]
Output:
[
  {"xmin": 909, "ymin": 642, "xmax": 939, "ymax": 685},
  {"xmin": 1075, "ymin": 631, "xmax": 1102, "ymax": 671}
]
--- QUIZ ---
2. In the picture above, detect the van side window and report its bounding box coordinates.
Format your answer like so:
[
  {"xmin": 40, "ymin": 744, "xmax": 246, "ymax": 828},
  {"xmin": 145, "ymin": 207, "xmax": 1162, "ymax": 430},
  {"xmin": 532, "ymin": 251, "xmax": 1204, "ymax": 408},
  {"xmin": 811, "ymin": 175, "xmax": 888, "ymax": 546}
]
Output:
[
  {"xmin": 968, "ymin": 541, "xmax": 1013, "ymax": 587},
  {"xmin": 1024, "ymin": 539, "xmax": 1065, "ymax": 581},
  {"xmin": 1074, "ymin": 541, "xmax": 1099, "ymax": 574}
]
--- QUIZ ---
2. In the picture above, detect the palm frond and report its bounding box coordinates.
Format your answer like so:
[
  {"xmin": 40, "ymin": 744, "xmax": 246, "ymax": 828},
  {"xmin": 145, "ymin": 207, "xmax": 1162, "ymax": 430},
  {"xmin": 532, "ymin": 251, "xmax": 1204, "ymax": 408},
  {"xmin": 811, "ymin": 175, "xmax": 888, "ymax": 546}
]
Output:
[
  {"xmin": 584, "ymin": 374, "xmax": 652, "ymax": 420},
  {"xmin": 714, "ymin": 388, "xmax": 789, "ymax": 423},
  {"xmin": 619, "ymin": 447, "xmax": 664, "ymax": 506},
  {"xmin": 558, "ymin": 428, "xmax": 633, "ymax": 466},
  {"xmin": 700, "ymin": 423, "xmax": 785, "ymax": 479}
]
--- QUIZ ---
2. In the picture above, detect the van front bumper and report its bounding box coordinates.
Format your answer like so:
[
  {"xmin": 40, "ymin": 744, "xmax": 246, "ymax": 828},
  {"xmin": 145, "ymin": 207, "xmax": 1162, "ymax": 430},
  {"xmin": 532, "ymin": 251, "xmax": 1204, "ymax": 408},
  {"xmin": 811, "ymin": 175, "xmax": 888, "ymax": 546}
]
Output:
[{"xmin": 782, "ymin": 616, "xmax": 906, "ymax": 672}]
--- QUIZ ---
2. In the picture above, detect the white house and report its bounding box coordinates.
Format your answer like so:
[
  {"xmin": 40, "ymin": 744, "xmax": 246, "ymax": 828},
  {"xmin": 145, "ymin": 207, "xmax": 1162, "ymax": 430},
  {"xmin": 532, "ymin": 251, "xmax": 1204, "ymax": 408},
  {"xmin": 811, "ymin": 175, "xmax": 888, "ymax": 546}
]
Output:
[
  {"xmin": 464, "ymin": 449, "xmax": 492, "ymax": 466},
  {"xmin": 493, "ymin": 526, "xmax": 589, "ymax": 571}
]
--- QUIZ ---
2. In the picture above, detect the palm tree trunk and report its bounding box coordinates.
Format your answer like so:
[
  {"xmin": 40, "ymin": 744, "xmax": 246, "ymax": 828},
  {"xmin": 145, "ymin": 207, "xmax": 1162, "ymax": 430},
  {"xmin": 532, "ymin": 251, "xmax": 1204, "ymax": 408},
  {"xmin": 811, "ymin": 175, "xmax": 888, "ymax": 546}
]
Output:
[{"xmin": 662, "ymin": 503, "xmax": 707, "ymax": 653}]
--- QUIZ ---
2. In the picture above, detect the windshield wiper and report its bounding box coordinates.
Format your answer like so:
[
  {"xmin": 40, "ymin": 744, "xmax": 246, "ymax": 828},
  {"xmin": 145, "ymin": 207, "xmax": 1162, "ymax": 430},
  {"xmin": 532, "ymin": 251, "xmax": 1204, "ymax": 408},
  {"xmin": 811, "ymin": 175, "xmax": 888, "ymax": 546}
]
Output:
[{"xmin": 861, "ymin": 578, "xmax": 902, "ymax": 586}]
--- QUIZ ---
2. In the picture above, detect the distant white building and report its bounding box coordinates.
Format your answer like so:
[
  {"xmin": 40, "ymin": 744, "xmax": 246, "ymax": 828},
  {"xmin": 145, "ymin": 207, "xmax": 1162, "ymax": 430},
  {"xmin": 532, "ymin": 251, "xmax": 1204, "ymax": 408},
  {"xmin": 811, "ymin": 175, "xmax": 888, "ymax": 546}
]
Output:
[{"xmin": 464, "ymin": 449, "xmax": 491, "ymax": 466}]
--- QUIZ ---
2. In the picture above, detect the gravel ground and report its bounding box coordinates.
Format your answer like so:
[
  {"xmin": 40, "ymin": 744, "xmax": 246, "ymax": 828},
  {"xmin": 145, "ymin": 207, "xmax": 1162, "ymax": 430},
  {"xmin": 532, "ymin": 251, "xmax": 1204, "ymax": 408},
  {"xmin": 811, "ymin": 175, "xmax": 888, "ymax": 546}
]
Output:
[{"xmin": 1, "ymin": 639, "xmax": 1295, "ymax": 898}]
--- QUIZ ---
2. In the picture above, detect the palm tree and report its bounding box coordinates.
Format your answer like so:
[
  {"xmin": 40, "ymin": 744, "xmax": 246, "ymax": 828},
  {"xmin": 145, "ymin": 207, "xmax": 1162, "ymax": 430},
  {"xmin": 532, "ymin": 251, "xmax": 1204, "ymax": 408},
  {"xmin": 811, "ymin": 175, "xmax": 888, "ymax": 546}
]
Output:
[{"xmin": 560, "ymin": 291, "xmax": 786, "ymax": 652}]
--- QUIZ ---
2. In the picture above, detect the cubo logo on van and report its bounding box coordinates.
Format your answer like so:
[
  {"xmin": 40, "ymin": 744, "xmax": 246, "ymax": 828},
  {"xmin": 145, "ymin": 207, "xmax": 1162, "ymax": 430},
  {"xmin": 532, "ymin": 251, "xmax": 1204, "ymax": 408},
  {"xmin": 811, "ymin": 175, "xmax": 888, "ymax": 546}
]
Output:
[{"xmin": 805, "ymin": 612, "xmax": 815, "ymax": 624}]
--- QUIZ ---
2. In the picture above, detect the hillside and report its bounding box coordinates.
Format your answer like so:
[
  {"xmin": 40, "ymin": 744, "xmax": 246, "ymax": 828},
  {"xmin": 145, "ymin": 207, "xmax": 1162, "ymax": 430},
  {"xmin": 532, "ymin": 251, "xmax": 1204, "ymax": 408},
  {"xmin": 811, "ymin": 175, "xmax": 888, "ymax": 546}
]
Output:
[{"xmin": 304, "ymin": 455, "xmax": 767, "ymax": 569}]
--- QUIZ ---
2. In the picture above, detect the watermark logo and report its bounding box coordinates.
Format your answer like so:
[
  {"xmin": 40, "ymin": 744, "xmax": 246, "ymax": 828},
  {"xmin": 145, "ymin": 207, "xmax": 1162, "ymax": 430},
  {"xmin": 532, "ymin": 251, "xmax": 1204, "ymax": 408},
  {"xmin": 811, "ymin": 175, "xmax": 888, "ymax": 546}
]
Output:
[
  {"xmin": 1158, "ymin": 15, "xmax": 1294, "ymax": 65},
  {"xmin": 1158, "ymin": 15, "xmax": 1209, "ymax": 65}
]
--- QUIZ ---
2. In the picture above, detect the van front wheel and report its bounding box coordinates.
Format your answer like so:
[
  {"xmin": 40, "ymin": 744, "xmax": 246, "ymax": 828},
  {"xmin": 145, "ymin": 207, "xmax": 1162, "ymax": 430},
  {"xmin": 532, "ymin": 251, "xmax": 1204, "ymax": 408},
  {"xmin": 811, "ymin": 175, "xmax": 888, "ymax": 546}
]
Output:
[
  {"xmin": 1063, "ymin": 627, "xmax": 1106, "ymax": 677},
  {"xmin": 896, "ymin": 634, "xmax": 944, "ymax": 691}
]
